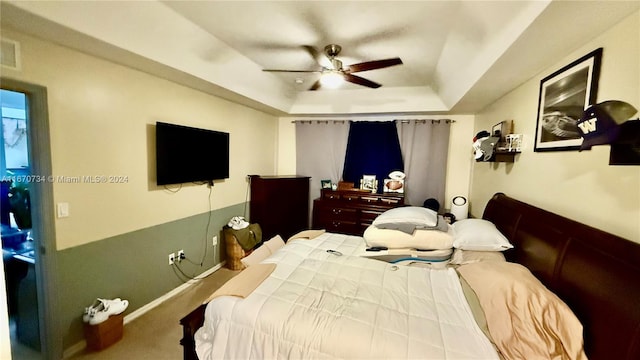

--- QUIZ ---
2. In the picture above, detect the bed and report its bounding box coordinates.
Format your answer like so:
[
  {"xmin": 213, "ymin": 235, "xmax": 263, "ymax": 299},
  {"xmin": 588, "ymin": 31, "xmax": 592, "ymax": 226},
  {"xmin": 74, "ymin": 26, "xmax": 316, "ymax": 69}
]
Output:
[{"xmin": 180, "ymin": 193, "xmax": 640, "ymax": 360}]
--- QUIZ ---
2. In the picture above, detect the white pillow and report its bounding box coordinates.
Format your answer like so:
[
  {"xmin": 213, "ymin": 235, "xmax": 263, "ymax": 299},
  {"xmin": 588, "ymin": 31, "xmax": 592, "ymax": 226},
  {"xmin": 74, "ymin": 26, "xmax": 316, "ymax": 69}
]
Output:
[
  {"xmin": 363, "ymin": 225, "xmax": 454, "ymax": 250},
  {"xmin": 452, "ymin": 218, "xmax": 513, "ymax": 251},
  {"xmin": 372, "ymin": 206, "xmax": 438, "ymax": 233}
]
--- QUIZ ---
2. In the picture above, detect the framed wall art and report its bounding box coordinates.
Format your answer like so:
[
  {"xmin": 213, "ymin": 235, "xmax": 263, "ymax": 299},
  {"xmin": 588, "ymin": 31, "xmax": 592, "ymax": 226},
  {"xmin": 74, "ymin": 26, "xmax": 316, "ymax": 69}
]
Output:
[{"xmin": 534, "ymin": 48, "xmax": 602, "ymax": 152}]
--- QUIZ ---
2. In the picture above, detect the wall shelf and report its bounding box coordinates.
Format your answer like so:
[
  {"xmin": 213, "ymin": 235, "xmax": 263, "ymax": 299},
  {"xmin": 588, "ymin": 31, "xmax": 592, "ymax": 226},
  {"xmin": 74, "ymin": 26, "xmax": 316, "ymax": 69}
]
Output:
[{"xmin": 491, "ymin": 150, "xmax": 520, "ymax": 162}]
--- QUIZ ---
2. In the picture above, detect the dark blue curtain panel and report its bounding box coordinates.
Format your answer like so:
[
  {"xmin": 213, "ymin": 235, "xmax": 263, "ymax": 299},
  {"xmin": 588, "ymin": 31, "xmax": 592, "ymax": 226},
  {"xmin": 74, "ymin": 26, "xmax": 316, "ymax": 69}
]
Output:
[{"xmin": 342, "ymin": 121, "xmax": 404, "ymax": 193}]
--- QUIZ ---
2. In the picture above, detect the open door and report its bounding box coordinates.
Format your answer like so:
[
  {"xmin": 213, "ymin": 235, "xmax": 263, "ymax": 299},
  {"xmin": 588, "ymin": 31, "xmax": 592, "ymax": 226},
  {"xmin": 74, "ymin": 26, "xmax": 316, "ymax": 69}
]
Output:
[{"xmin": 1, "ymin": 79, "xmax": 60, "ymax": 359}]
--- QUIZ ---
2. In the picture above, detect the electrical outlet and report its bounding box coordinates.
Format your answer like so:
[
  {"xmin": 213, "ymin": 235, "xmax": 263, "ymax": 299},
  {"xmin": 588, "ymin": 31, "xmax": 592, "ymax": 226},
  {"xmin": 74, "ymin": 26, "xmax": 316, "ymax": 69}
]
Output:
[
  {"xmin": 168, "ymin": 253, "xmax": 175, "ymax": 265},
  {"xmin": 212, "ymin": 235, "xmax": 218, "ymax": 246},
  {"xmin": 177, "ymin": 250, "xmax": 185, "ymax": 262}
]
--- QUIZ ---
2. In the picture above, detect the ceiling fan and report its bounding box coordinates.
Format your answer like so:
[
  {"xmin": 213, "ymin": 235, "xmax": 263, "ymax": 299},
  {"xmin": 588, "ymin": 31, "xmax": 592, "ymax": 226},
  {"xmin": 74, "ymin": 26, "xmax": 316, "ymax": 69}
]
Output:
[{"xmin": 262, "ymin": 44, "xmax": 403, "ymax": 90}]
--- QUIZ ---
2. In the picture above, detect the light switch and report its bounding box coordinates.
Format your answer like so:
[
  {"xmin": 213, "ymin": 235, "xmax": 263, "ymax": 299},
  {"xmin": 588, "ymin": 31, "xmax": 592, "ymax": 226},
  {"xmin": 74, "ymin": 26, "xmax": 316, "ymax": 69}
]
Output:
[{"xmin": 57, "ymin": 202, "xmax": 69, "ymax": 218}]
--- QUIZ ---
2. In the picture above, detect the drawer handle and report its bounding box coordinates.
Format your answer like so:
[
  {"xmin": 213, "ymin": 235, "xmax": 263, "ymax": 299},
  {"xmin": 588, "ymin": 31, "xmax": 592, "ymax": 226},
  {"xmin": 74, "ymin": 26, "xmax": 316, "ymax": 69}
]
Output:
[{"xmin": 332, "ymin": 208, "xmax": 342, "ymax": 214}]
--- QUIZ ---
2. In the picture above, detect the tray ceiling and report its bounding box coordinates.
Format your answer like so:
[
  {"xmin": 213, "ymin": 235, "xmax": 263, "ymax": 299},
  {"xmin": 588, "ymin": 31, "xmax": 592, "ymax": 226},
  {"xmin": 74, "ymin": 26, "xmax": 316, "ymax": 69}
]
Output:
[{"xmin": 2, "ymin": 1, "xmax": 638, "ymax": 115}]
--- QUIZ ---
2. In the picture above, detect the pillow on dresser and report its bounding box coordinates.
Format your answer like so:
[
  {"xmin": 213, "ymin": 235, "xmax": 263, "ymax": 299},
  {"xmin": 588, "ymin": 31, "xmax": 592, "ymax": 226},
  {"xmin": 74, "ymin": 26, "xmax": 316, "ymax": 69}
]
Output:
[
  {"xmin": 452, "ymin": 218, "xmax": 513, "ymax": 251},
  {"xmin": 372, "ymin": 206, "xmax": 439, "ymax": 234}
]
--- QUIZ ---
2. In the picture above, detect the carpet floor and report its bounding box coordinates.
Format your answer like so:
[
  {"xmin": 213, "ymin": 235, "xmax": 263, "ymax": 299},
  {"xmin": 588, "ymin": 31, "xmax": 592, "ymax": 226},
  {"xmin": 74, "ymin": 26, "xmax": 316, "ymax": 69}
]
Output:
[{"xmin": 67, "ymin": 267, "xmax": 239, "ymax": 360}]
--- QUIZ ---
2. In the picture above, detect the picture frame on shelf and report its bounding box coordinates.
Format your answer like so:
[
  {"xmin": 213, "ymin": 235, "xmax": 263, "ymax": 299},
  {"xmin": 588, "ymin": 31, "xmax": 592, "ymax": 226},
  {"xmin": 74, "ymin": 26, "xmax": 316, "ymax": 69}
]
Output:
[
  {"xmin": 492, "ymin": 121, "xmax": 509, "ymax": 150},
  {"xmin": 506, "ymin": 134, "xmax": 523, "ymax": 152},
  {"xmin": 491, "ymin": 121, "xmax": 505, "ymax": 139},
  {"xmin": 534, "ymin": 48, "xmax": 602, "ymax": 152},
  {"xmin": 360, "ymin": 175, "xmax": 377, "ymax": 191},
  {"xmin": 320, "ymin": 179, "xmax": 332, "ymax": 189}
]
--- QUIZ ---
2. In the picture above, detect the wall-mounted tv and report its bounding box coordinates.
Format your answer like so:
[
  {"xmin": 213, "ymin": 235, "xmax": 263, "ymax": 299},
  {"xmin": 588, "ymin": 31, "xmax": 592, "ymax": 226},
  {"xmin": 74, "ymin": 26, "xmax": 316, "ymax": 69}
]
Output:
[{"xmin": 155, "ymin": 122, "xmax": 229, "ymax": 186}]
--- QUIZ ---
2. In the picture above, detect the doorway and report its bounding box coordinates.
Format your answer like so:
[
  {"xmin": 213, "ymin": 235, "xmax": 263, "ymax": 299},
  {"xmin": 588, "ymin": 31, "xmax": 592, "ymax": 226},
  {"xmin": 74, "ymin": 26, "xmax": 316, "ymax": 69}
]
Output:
[
  {"xmin": 1, "ymin": 79, "xmax": 60, "ymax": 359},
  {"xmin": 1, "ymin": 87, "xmax": 40, "ymax": 359}
]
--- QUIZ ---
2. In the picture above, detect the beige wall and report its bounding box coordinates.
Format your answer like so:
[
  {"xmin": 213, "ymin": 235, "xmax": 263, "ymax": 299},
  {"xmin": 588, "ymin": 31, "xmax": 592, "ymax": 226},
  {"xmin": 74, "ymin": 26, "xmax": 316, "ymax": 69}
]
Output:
[
  {"xmin": 471, "ymin": 11, "xmax": 640, "ymax": 242},
  {"xmin": 276, "ymin": 117, "xmax": 297, "ymax": 175},
  {"xmin": 2, "ymin": 28, "xmax": 279, "ymax": 250},
  {"xmin": 276, "ymin": 114, "xmax": 476, "ymax": 208}
]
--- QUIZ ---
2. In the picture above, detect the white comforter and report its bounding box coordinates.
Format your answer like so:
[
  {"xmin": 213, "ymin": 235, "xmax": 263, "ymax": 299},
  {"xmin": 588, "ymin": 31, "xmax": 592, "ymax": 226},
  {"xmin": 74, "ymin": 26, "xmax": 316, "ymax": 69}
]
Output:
[{"xmin": 195, "ymin": 232, "xmax": 498, "ymax": 359}]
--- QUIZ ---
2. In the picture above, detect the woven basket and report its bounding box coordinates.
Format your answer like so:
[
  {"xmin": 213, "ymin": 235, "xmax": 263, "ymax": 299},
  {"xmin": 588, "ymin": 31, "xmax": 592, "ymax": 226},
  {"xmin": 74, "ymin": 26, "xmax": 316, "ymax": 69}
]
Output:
[{"xmin": 223, "ymin": 227, "xmax": 252, "ymax": 270}]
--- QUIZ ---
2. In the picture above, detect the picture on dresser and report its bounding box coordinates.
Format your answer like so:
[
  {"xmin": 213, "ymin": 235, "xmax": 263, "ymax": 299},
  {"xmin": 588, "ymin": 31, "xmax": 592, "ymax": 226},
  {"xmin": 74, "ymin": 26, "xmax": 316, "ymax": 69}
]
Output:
[
  {"xmin": 360, "ymin": 175, "xmax": 377, "ymax": 191},
  {"xmin": 321, "ymin": 179, "xmax": 332, "ymax": 189},
  {"xmin": 383, "ymin": 178, "xmax": 404, "ymax": 193}
]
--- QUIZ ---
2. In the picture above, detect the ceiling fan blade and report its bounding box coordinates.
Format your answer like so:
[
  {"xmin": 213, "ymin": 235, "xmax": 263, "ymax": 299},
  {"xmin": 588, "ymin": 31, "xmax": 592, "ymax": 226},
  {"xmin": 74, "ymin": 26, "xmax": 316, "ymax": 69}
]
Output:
[
  {"xmin": 343, "ymin": 73, "xmax": 381, "ymax": 89},
  {"xmin": 302, "ymin": 45, "xmax": 323, "ymax": 63},
  {"xmin": 347, "ymin": 58, "xmax": 403, "ymax": 73},
  {"xmin": 309, "ymin": 79, "xmax": 322, "ymax": 91},
  {"xmin": 263, "ymin": 69, "xmax": 321, "ymax": 73},
  {"xmin": 303, "ymin": 45, "xmax": 333, "ymax": 69}
]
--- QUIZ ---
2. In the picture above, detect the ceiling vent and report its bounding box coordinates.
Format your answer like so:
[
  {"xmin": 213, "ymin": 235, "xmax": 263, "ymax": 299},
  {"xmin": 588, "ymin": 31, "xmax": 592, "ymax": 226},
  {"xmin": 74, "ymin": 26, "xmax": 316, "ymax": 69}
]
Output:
[{"xmin": 1, "ymin": 38, "xmax": 22, "ymax": 71}]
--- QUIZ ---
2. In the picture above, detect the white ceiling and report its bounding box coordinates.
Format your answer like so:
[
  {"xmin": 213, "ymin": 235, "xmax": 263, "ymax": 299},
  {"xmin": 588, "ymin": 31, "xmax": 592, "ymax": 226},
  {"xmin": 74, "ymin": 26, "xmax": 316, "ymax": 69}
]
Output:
[{"xmin": 2, "ymin": 1, "xmax": 639, "ymax": 116}]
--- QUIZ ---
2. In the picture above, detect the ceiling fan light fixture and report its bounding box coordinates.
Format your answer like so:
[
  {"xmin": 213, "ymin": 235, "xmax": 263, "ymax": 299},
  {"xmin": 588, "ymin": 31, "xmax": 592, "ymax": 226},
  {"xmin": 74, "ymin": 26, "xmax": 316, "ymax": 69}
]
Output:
[
  {"xmin": 263, "ymin": 44, "xmax": 401, "ymax": 90},
  {"xmin": 319, "ymin": 71, "xmax": 344, "ymax": 88}
]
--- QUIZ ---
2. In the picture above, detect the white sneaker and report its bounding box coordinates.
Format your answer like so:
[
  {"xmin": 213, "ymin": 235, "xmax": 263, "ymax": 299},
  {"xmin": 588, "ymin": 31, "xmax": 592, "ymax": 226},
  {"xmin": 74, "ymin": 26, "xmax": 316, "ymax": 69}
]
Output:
[
  {"xmin": 82, "ymin": 299, "xmax": 102, "ymax": 323},
  {"xmin": 84, "ymin": 298, "xmax": 129, "ymax": 325},
  {"xmin": 82, "ymin": 298, "xmax": 123, "ymax": 323}
]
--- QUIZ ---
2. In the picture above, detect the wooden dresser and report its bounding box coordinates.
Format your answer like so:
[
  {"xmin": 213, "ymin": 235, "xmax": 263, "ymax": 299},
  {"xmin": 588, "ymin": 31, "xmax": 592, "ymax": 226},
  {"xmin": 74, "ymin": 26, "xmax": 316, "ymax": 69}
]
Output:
[
  {"xmin": 249, "ymin": 175, "xmax": 310, "ymax": 241},
  {"xmin": 312, "ymin": 189, "xmax": 404, "ymax": 236}
]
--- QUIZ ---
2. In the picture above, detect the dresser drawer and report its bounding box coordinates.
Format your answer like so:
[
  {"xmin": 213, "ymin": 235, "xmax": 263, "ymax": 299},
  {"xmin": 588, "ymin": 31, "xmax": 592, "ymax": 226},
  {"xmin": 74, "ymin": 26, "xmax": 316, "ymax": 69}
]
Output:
[
  {"xmin": 313, "ymin": 191, "xmax": 404, "ymax": 236},
  {"xmin": 326, "ymin": 220, "xmax": 359, "ymax": 235},
  {"xmin": 322, "ymin": 191, "xmax": 342, "ymax": 200},
  {"xmin": 360, "ymin": 195, "xmax": 380, "ymax": 205},
  {"xmin": 360, "ymin": 209, "xmax": 384, "ymax": 227},
  {"xmin": 381, "ymin": 196, "xmax": 403, "ymax": 205},
  {"xmin": 341, "ymin": 193, "xmax": 361, "ymax": 202},
  {"xmin": 321, "ymin": 189, "xmax": 362, "ymax": 202},
  {"xmin": 326, "ymin": 207, "xmax": 357, "ymax": 221}
]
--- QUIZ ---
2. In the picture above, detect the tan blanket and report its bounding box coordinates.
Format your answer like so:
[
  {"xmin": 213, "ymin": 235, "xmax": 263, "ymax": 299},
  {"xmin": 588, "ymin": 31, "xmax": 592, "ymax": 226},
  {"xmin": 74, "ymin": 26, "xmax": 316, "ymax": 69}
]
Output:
[
  {"xmin": 203, "ymin": 263, "xmax": 276, "ymax": 303},
  {"xmin": 458, "ymin": 262, "xmax": 586, "ymax": 360}
]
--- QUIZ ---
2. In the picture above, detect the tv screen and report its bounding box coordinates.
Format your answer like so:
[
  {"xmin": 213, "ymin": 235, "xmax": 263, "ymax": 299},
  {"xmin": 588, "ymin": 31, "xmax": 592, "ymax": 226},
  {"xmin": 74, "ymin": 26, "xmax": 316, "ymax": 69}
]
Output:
[{"xmin": 155, "ymin": 122, "xmax": 229, "ymax": 185}]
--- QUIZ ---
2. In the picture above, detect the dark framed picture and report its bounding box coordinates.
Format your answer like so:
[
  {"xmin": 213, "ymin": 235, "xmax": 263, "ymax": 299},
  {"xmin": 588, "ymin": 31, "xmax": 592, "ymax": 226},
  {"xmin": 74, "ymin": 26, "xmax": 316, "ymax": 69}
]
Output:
[
  {"xmin": 534, "ymin": 48, "xmax": 602, "ymax": 152},
  {"xmin": 492, "ymin": 121, "xmax": 508, "ymax": 150},
  {"xmin": 491, "ymin": 122, "xmax": 504, "ymax": 138},
  {"xmin": 320, "ymin": 179, "xmax": 332, "ymax": 189}
]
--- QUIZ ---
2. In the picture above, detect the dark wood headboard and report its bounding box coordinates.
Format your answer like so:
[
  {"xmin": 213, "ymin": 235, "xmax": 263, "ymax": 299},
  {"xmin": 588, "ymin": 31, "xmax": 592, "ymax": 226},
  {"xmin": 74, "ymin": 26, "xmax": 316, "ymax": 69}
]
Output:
[{"xmin": 483, "ymin": 193, "xmax": 640, "ymax": 360}]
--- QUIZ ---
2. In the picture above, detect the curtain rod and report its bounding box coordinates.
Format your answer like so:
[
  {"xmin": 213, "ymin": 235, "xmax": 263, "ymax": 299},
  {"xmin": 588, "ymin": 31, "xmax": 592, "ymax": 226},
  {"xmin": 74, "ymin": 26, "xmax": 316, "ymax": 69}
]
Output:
[
  {"xmin": 292, "ymin": 120, "xmax": 348, "ymax": 124},
  {"xmin": 395, "ymin": 119, "xmax": 455, "ymax": 124},
  {"xmin": 291, "ymin": 119, "xmax": 455, "ymax": 124}
]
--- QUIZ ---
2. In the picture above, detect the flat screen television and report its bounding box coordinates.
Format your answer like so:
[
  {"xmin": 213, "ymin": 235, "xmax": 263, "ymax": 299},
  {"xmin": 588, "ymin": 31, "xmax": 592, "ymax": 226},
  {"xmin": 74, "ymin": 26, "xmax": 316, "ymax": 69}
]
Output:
[{"xmin": 155, "ymin": 122, "xmax": 229, "ymax": 186}]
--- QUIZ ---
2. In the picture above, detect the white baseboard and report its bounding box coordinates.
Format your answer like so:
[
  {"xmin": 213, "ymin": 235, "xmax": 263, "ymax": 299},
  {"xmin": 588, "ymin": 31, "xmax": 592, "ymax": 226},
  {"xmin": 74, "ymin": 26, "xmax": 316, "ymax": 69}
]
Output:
[
  {"xmin": 123, "ymin": 262, "xmax": 223, "ymax": 324},
  {"xmin": 62, "ymin": 262, "xmax": 225, "ymax": 358},
  {"xmin": 62, "ymin": 340, "xmax": 86, "ymax": 359}
]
